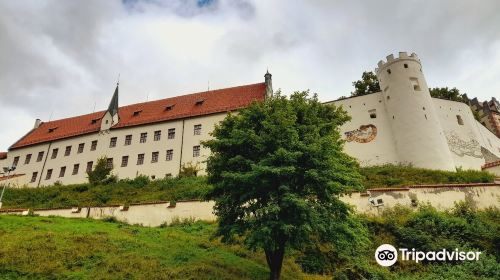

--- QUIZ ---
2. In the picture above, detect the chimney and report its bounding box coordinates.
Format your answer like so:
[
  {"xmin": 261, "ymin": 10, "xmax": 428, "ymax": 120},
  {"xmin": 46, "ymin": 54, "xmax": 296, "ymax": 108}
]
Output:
[{"xmin": 34, "ymin": 119, "xmax": 42, "ymax": 129}]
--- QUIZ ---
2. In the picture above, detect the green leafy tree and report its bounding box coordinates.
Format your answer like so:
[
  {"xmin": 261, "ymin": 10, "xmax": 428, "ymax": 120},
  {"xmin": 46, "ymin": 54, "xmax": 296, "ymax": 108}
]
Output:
[
  {"xmin": 203, "ymin": 91, "xmax": 364, "ymax": 280},
  {"xmin": 87, "ymin": 156, "xmax": 113, "ymax": 185},
  {"xmin": 429, "ymin": 87, "xmax": 470, "ymax": 104},
  {"xmin": 351, "ymin": 71, "xmax": 380, "ymax": 97}
]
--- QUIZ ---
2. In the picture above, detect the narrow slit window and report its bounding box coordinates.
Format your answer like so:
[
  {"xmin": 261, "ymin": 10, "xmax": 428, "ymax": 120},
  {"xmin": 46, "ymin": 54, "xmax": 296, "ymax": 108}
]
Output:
[{"xmin": 456, "ymin": 115, "xmax": 464, "ymax": 125}]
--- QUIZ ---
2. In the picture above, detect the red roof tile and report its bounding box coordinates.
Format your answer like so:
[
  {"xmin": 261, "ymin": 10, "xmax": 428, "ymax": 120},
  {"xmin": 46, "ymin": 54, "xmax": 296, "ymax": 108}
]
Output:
[
  {"xmin": 10, "ymin": 83, "xmax": 266, "ymax": 149},
  {"xmin": 0, "ymin": 152, "xmax": 7, "ymax": 159}
]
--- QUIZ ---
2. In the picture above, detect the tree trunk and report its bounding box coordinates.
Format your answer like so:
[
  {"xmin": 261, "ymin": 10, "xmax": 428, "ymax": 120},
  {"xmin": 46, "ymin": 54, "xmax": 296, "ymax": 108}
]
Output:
[{"xmin": 265, "ymin": 243, "xmax": 285, "ymax": 280}]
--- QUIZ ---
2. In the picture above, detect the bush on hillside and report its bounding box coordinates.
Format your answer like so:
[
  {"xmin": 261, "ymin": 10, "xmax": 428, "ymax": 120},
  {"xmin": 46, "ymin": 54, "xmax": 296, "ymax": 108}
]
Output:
[{"xmin": 87, "ymin": 157, "xmax": 114, "ymax": 185}]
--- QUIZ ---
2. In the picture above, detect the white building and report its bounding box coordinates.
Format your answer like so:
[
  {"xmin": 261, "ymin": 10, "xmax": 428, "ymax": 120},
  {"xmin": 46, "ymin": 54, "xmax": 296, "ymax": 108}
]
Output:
[
  {"xmin": 0, "ymin": 73, "xmax": 272, "ymax": 187},
  {"xmin": 1, "ymin": 53, "xmax": 500, "ymax": 187},
  {"xmin": 326, "ymin": 52, "xmax": 500, "ymax": 171}
]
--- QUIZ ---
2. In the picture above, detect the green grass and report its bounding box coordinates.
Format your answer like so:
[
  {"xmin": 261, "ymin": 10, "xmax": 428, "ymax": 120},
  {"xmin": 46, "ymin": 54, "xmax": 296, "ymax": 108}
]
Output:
[
  {"xmin": 1, "ymin": 165, "xmax": 495, "ymax": 210},
  {"xmin": 2, "ymin": 176, "xmax": 212, "ymax": 209},
  {"xmin": 359, "ymin": 165, "xmax": 495, "ymax": 189},
  {"xmin": 0, "ymin": 215, "xmax": 311, "ymax": 280},
  {"xmin": 1, "ymin": 205, "xmax": 498, "ymax": 280}
]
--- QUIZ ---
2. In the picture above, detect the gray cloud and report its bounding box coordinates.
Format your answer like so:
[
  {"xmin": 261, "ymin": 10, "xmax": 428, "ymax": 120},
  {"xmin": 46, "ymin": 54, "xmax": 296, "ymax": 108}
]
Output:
[{"xmin": 1, "ymin": 0, "xmax": 500, "ymax": 151}]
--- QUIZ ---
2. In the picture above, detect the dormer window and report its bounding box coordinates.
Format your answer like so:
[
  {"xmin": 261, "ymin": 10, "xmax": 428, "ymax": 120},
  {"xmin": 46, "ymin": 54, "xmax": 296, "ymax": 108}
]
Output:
[
  {"xmin": 91, "ymin": 118, "xmax": 100, "ymax": 124},
  {"xmin": 165, "ymin": 104, "xmax": 175, "ymax": 111},
  {"xmin": 133, "ymin": 110, "xmax": 142, "ymax": 116},
  {"xmin": 48, "ymin": 127, "xmax": 58, "ymax": 133},
  {"xmin": 195, "ymin": 99, "xmax": 205, "ymax": 106}
]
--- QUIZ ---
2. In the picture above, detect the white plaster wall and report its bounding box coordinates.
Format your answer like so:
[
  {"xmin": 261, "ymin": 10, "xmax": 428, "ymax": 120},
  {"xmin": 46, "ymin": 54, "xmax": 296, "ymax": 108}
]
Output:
[
  {"xmin": 432, "ymin": 98, "xmax": 500, "ymax": 170},
  {"xmin": 7, "ymin": 112, "xmax": 227, "ymax": 187},
  {"xmin": 3, "ymin": 186, "xmax": 497, "ymax": 224},
  {"xmin": 484, "ymin": 165, "xmax": 500, "ymax": 177},
  {"xmin": 327, "ymin": 92, "xmax": 399, "ymax": 166},
  {"xmin": 341, "ymin": 186, "xmax": 499, "ymax": 215}
]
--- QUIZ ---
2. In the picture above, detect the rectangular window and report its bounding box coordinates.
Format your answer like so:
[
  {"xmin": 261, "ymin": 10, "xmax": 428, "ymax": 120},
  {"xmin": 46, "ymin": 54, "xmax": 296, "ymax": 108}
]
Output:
[
  {"xmin": 51, "ymin": 148, "xmax": 59, "ymax": 159},
  {"xmin": 369, "ymin": 109, "xmax": 377, "ymax": 119},
  {"xmin": 166, "ymin": 149, "xmax": 173, "ymax": 161},
  {"xmin": 37, "ymin": 151, "xmax": 44, "ymax": 162},
  {"xmin": 30, "ymin": 172, "xmax": 37, "ymax": 183},
  {"xmin": 137, "ymin": 153, "xmax": 145, "ymax": 165},
  {"xmin": 106, "ymin": 158, "xmax": 114, "ymax": 169},
  {"xmin": 154, "ymin": 130, "xmax": 161, "ymax": 141},
  {"xmin": 59, "ymin": 166, "xmax": 66, "ymax": 178},
  {"xmin": 78, "ymin": 143, "xmax": 85, "ymax": 153},
  {"xmin": 72, "ymin": 164, "xmax": 79, "ymax": 175},
  {"xmin": 140, "ymin": 132, "xmax": 147, "ymax": 143},
  {"xmin": 13, "ymin": 156, "xmax": 19, "ymax": 167},
  {"xmin": 151, "ymin": 151, "xmax": 159, "ymax": 163},
  {"xmin": 125, "ymin": 135, "xmax": 132, "ymax": 146},
  {"xmin": 109, "ymin": 137, "xmax": 117, "ymax": 148},
  {"xmin": 194, "ymin": 124, "xmax": 201, "ymax": 135},
  {"xmin": 65, "ymin": 146, "xmax": 72, "ymax": 156},
  {"xmin": 46, "ymin": 169, "xmax": 53, "ymax": 180},
  {"xmin": 168, "ymin": 128, "xmax": 175, "ymax": 139},
  {"xmin": 409, "ymin": 77, "xmax": 421, "ymax": 91},
  {"xmin": 24, "ymin": 154, "xmax": 32, "ymax": 165},
  {"xmin": 121, "ymin": 156, "xmax": 129, "ymax": 167},
  {"xmin": 457, "ymin": 115, "xmax": 464, "ymax": 125},
  {"xmin": 193, "ymin": 145, "xmax": 200, "ymax": 157},
  {"xmin": 91, "ymin": 140, "xmax": 98, "ymax": 151},
  {"xmin": 86, "ymin": 161, "xmax": 93, "ymax": 173}
]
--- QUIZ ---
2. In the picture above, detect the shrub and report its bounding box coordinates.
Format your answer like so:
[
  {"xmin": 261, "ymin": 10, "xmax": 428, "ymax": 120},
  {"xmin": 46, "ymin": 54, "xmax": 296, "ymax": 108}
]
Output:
[
  {"xmin": 87, "ymin": 157, "xmax": 113, "ymax": 185},
  {"xmin": 178, "ymin": 162, "xmax": 200, "ymax": 178}
]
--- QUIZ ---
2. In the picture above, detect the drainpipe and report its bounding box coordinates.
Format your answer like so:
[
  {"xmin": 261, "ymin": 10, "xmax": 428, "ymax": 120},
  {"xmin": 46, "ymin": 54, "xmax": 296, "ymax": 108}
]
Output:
[
  {"xmin": 178, "ymin": 119, "xmax": 185, "ymax": 175},
  {"xmin": 37, "ymin": 142, "xmax": 52, "ymax": 188}
]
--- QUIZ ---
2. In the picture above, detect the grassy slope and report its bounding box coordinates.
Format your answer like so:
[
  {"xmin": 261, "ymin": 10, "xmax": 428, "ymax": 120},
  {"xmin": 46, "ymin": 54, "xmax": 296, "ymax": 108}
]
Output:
[
  {"xmin": 2, "ymin": 165, "xmax": 495, "ymax": 209},
  {"xmin": 0, "ymin": 215, "xmax": 314, "ymax": 280}
]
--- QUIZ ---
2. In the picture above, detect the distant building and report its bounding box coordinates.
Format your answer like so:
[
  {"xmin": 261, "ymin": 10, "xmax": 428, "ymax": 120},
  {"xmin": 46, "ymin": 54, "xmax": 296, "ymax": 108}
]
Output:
[
  {"xmin": 325, "ymin": 52, "xmax": 500, "ymax": 171},
  {"xmin": 470, "ymin": 97, "xmax": 500, "ymax": 138}
]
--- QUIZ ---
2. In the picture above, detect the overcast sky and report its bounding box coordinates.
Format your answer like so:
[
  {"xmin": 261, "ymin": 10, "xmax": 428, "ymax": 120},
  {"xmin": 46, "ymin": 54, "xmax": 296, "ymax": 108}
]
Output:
[{"xmin": 1, "ymin": 0, "xmax": 500, "ymax": 151}]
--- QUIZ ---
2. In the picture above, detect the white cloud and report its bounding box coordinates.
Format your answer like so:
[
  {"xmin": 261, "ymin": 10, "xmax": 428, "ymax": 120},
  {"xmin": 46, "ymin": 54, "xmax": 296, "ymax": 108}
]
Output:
[{"xmin": 1, "ymin": 0, "xmax": 500, "ymax": 151}]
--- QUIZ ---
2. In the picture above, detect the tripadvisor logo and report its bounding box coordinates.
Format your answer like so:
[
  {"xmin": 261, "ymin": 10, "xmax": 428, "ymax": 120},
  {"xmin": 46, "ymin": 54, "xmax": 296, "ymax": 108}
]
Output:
[{"xmin": 375, "ymin": 244, "xmax": 482, "ymax": 267}]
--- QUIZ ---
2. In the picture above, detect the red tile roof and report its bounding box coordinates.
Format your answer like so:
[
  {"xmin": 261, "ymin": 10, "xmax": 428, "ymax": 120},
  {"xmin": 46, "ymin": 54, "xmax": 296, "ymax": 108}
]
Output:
[
  {"xmin": 10, "ymin": 83, "xmax": 266, "ymax": 149},
  {"xmin": 0, "ymin": 152, "xmax": 7, "ymax": 159}
]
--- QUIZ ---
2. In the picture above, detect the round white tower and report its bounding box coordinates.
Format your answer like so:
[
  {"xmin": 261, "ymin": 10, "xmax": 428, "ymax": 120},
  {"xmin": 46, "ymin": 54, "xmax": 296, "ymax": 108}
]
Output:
[{"xmin": 376, "ymin": 52, "xmax": 455, "ymax": 171}]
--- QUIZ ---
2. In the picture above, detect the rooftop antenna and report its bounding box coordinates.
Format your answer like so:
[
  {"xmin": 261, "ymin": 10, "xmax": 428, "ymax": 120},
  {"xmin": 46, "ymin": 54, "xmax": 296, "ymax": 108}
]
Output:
[
  {"xmin": 92, "ymin": 101, "xmax": 96, "ymax": 113},
  {"xmin": 48, "ymin": 110, "xmax": 54, "ymax": 122},
  {"xmin": 117, "ymin": 73, "xmax": 120, "ymax": 86},
  {"xmin": 146, "ymin": 92, "xmax": 149, "ymax": 102},
  {"xmin": 208, "ymin": 81, "xmax": 210, "ymax": 92}
]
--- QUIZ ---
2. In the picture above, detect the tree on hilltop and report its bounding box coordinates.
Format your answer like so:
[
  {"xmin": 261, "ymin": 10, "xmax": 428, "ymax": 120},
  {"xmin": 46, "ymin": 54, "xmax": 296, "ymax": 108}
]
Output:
[
  {"xmin": 203, "ymin": 91, "xmax": 364, "ymax": 280},
  {"xmin": 351, "ymin": 71, "xmax": 380, "ymax": 97}
]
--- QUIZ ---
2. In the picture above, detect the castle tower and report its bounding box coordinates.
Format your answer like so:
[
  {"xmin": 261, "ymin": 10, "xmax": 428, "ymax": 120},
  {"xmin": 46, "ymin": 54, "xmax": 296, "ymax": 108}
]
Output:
[{"xmin": 376, "ymin": 52, "xmax": 455, "ymax": 171}]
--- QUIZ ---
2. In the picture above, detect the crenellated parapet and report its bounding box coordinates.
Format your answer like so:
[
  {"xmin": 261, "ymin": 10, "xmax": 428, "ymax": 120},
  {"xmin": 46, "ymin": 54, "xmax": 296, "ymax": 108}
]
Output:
[{"xmin": 375, "ymin": 52, "xmax": 420, "ymax": 74}]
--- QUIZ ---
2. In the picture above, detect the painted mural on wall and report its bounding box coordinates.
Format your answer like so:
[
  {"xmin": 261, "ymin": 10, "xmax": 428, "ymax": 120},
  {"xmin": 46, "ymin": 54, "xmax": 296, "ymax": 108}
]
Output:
[
  {"xmin": 345, "ymin": 124, "xmax": 377, "ymax": 143},
  {"xmin": 445, "ymin": 131, "xmax": 483, "ymax": 158},
  {"xmin": 481, "ymin": 147, "xmax": 500, "ymax": 163}
]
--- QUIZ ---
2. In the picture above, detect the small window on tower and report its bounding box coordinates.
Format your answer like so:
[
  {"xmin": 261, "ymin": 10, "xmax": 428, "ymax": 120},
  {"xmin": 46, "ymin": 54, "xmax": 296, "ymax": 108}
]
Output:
[
  {"xmin": 369, "ymin": 109, "xmax": 377, "ymax": 119},
  {"xmin": 404, "ymin": 64, "xmax": 408, "ymax": 68},
  {"xmin": 409, "ymin": 77, "xmax": 421, "ymax": 91},
  {"xmin": 456, "ymin": 115, "xmax": 464, "ymax": 125},
  {"xmin": 387, "ymin": 69, "xmax": 391, "ymax": 74}
]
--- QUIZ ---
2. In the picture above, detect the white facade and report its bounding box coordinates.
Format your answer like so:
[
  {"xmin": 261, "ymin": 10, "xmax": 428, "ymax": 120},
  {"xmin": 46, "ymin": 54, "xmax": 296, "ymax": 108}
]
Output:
[
  {"xmin": 327, "ymin": 52, "xmax": 500, "ymax": 170},
  {"xmin": 3, "ymin": 113, "xmax": 226, "ymax": 187}
]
